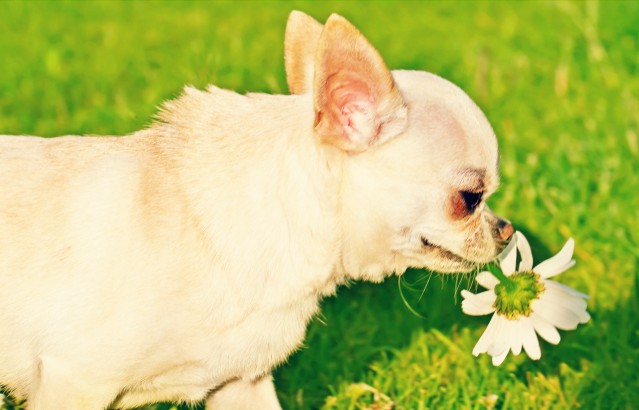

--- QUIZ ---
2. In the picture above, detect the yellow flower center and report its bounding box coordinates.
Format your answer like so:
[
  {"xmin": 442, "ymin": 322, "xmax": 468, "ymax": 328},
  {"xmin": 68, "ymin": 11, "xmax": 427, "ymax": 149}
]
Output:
[{"xmin": 493, "ymin": 272, "xmax": 545, "ymax": 319}]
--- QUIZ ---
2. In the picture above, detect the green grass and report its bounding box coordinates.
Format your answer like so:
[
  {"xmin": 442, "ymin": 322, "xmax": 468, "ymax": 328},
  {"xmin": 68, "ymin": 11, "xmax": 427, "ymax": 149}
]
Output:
[{"xmin": 1, "ymin": 1, "xmax": 638, "ymax": 409}]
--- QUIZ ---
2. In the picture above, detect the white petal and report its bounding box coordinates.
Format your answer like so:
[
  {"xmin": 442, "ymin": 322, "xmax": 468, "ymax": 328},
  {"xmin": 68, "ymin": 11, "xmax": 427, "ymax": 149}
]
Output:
[
  {"xmin": 541, "ymin": 285, "xmax": 590, "ymax": 317},
  {"xmin": 542, "ymin": 285, "xmax": 590, "ymax": 322},
  {"xmin": 462, "ymin": 301, "xmax": 495, "ymax": 316},
  {"xmin": 534, "ymin": 238, "xmax": 575, "ymax": 279},
  {"xmin": 510, "ymin": 319, "xmax": 524, "ymax": 355},
  {"xmin": 492, "ymin": 348, "xmax": 509, "ymax": 366},
  {"xmin": 487, "ymin": 316, "xmax": 510, "ymax": 358},
  {"xmin": 499, "ymin": 236, "xmax": 518, "ymax": 275},
  {"xmin": 544, "ymin": 280, "xmax": 590, "ymax": 300},
  {"xmin": 515, "ymin": 231, "xmax": 534, "ymax": 271},
  {"xmin": 532, "ymin": 297, "xmax": 581, "ymax": 330},
  {"xmin": 520, "ymin": 317, "xmax": 541, "ymax": 360},
  {"xmin": 476, "ymin": 271, "xmax": 499, "ymax": 289},
  {"xmin": 580, "ymin": 311, "xmax": 591, "ymax": 324},
  {"xmin": 473, "ymin": 313, "xmax": 499, "ymax": 356},
  {"xmin": 531, "ymin": 314, "xmax": 561, "ymax": 345},
  {"xmin": 462, "ymin": 290, "xmax": 496, "ymax": 316},
  {"xmin": 496, "ymin": 318, "xmax": 525, "ymax": 361},
  {"xmin": 462, "ymin": 289, "xmax": 497, "ymax": 306}
]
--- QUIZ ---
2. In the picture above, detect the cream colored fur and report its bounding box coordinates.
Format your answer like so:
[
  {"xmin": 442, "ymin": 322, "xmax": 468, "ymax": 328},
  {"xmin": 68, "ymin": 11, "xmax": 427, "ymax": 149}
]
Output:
[{"xmin": 0, "ymin": 12, "xmax": 511, "ymax": 410}]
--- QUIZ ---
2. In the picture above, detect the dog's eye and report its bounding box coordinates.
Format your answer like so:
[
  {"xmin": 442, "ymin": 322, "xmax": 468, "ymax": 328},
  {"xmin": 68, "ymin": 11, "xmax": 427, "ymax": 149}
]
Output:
[
  {"xmin": 450, "ymin": 190, "xmax": 484, "ymax": 219},
  {"xmin": 461, "ymin": 190, "xmax": 483, "ymax": 213}
]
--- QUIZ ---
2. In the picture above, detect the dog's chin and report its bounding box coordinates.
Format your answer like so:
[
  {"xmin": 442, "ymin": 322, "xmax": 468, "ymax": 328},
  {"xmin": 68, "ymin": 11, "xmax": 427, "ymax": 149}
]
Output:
[{"xmin": 419, "ymin": 237, "xmax": 478, "ymax": 273}]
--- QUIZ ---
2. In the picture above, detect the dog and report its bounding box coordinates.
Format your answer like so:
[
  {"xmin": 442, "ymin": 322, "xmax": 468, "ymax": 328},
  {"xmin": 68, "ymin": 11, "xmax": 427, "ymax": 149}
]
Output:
[{"xmin": 0, "ymin": 11, "xmax": 513, "ymax": 409}]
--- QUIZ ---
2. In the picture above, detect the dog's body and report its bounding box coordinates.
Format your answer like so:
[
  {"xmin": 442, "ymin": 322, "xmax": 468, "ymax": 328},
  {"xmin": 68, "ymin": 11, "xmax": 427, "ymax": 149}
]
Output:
[{"xmin": 0, "ymin": 12, "xmax": 511, "ymax": 409}]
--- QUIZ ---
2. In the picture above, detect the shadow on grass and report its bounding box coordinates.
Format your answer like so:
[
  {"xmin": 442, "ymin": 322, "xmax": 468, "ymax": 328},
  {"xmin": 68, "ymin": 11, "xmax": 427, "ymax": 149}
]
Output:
[
  {"xmin": 274, "ymin": 271, "xmax": 469, "ymax": 409},
  {"xmin": 273, "ymin": 227, "xmax": 639, "ymax": 409},
  {"xmin": 274, "ymin": 225, "xmax": 549, "ymax": 409}
]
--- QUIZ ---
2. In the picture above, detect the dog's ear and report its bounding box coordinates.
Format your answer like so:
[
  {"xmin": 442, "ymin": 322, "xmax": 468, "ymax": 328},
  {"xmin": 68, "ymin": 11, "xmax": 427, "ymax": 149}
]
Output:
[
  {"xmin": 284, "ymin": 11, "xmax": 323, "ymax": 95},
  {"xmin": 313, "ymin": 14, "xmax": 407, "ymax": 153}
]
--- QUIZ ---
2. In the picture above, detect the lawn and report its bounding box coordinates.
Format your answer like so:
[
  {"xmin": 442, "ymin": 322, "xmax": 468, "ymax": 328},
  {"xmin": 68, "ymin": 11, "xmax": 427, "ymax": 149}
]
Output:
[{"xmin": 0, "ymin": 1, "xmax": 637, "ymax": 409}]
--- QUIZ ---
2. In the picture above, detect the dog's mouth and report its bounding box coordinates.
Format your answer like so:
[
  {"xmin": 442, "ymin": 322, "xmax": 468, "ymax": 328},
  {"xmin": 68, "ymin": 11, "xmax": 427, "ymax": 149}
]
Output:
[{"xmin": 420, "ymin": 236, "xmax": 476, "ymax": 269}]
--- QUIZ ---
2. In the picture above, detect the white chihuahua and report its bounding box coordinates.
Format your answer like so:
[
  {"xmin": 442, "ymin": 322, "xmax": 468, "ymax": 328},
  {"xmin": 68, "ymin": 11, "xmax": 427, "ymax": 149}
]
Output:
[{"xmin": 0, "ymin": 11, "xmax": 512, "ymax": 410}]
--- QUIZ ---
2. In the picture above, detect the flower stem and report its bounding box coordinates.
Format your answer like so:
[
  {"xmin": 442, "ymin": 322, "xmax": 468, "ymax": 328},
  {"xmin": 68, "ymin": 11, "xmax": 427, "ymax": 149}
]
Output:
[{"xmin": 491, "ymin": 266, "xmax": 511, "ymax": 283}]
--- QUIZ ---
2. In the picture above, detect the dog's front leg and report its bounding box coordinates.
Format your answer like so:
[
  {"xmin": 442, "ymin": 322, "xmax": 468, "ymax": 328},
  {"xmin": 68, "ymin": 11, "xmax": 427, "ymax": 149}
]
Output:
[
  {"xmin": 206, "ymin": 374, "xmax": 282, "ymax": 410},
  {"xmin": 28, "ymin": 355, "xmax": 116, "ymax": 410}
]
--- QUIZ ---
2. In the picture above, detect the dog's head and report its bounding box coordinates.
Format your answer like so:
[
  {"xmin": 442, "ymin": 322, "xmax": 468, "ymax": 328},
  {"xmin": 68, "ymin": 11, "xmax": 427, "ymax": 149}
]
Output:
[{"xmin": 285, "ymin": 12, "xmax": 513, "ymax": 281}]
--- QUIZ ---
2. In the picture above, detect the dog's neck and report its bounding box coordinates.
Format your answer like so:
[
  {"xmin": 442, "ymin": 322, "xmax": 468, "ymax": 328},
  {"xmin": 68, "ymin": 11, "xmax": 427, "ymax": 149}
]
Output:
[{"xmin": 149, "ymin": 87, "xmax": 357, "ymax": 301}]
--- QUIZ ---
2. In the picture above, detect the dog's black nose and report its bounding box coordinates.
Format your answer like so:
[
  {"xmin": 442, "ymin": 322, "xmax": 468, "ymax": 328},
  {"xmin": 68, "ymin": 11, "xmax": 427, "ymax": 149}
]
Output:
[{"xmin": 497, "ymin": 219, "xmax": 514, "ymax": 241}]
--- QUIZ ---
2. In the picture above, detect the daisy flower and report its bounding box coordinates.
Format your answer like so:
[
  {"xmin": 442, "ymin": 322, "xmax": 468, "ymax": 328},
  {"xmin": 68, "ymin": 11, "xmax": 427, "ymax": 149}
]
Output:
[{"xmin": 462, "ymin": 231, "xmax": 590, "ymax": 366}]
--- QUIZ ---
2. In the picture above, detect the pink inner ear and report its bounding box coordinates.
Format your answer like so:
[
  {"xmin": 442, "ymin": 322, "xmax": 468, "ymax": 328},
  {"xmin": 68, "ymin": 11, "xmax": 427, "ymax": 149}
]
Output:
[
  {"xmin": 326, "ymin": 74, "xmax": 374, "ymax": 131},
  {"xmin": 312, "ymin": 15, "xmax": 407, "ymax": 152}
]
